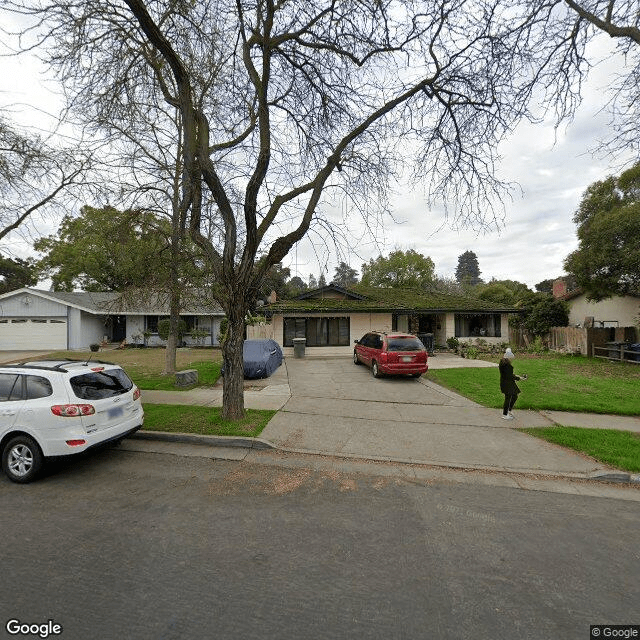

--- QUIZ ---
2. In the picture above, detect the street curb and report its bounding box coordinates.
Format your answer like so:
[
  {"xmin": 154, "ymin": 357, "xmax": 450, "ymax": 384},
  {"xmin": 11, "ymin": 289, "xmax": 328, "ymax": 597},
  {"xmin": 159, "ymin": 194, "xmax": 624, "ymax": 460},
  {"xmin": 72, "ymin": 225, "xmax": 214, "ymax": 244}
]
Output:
[
  {"xmin": 588, "ymin": 471, "xmax": 640, "ymax": 484},
  {"xmin": 130, "ymin": 430, "xmax": 275, "ymax": 450},
  {"xmin": 129, "ymin": 431, "xmax": 639, "ymax": 485}
]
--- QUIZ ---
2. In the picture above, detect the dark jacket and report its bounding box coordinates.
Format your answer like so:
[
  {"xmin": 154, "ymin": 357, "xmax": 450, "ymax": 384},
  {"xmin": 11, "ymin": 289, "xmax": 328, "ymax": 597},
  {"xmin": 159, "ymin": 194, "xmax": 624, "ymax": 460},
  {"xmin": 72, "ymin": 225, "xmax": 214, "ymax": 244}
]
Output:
[{"xmin": 499, "ymin": 358, "xmax": 520, "ymax": 395}]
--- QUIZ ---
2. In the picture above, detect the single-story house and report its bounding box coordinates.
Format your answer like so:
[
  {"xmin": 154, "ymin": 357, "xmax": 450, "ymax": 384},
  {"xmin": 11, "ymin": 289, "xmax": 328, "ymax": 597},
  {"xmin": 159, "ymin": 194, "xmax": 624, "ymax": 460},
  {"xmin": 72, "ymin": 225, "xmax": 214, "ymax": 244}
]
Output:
[
  {"xmin": 0, "ymin": 287, "xmax": 225, "ymax": 350},
  {"xmin": 255, "ymin": 284, "xmax": 521, "ymax": 349},
  {"xmin": 555, "ymin": 285, "xmax": 640, "ymax": 330}
]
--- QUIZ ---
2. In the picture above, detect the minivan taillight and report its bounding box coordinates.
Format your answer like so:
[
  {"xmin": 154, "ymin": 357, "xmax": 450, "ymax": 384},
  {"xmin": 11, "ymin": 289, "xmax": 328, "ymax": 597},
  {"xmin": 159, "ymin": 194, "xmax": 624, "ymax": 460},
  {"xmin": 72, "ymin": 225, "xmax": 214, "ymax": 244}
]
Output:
[
  {"xmin": 133, "ymin": 387, "xmax": 141, "ymax": 401},
  {"xmin": 51, "ymin": 404, "xmax": 96, "ymax": 417}
]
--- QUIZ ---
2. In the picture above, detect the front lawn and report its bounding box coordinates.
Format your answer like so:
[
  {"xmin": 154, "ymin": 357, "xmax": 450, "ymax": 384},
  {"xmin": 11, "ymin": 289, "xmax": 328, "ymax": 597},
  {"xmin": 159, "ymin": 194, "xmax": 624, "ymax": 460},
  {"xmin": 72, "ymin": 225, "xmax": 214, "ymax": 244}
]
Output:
[
  {"xmin": 142, "ymin": 404, "xmax": 275, "ymax": 437},
  {"xmin": 425, "ymin": 353, "xmax": 640, "ymax": 415},
  {"xmin": 521, "ymin": 426, "xmax": 640, "ymax": 473},
  {"xmin": 33, "ymin": 348, "xmax": 222, "ymax": 391}
]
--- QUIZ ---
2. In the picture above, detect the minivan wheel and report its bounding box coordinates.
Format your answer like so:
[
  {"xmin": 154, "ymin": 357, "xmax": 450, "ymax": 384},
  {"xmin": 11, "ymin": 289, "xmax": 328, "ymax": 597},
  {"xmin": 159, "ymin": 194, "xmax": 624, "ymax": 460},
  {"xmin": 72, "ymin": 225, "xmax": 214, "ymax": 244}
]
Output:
[
  {"xmin": 2, "ymin": 435, "xmax": 43, "ymax": 484},
  {"xmin": 353, "ymin": 351, "xmax": 360, "ymax": 365},
  {"xmin": 372, "ymin": 361, "xmax": 381, "ymax": 378}
]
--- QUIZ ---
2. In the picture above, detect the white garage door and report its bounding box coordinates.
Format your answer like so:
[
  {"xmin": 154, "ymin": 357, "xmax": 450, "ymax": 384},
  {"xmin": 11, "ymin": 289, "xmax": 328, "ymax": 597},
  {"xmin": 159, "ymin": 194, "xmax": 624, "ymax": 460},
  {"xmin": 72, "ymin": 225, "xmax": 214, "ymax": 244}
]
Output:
[{"xmin": 0, "ymin": 318, "xmax": 67, "ymax": 350}]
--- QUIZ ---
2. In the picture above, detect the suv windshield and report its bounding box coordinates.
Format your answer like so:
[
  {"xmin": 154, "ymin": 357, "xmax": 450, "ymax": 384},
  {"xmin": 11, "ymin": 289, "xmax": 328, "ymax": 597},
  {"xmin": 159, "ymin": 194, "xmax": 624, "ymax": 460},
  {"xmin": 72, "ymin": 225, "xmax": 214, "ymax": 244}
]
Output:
[
  {"xmin": 387, "ymin": 337, "xmax": 424, "ymax": 352},
  {"xmin": 70, "ymin": 369, "xmax": 133, "ymax": 400}
]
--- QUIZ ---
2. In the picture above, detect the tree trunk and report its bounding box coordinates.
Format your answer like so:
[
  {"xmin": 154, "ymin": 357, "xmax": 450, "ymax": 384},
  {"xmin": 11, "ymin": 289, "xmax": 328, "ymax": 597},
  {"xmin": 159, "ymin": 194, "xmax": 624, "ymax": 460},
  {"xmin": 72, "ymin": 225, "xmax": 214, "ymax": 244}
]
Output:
[
  {"xmin": 221, "ymin": 307, "xmax": 245, "ymax": 420},
  {"xmin": 163, "ymin": 231, "xmax": 182, "ymax": 375}
]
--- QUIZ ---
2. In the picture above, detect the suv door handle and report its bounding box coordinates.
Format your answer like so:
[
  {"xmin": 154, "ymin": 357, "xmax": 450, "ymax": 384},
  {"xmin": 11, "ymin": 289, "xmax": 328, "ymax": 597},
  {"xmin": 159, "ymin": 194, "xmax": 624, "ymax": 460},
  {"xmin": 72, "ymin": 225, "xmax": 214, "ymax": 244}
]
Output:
[{"xmin": 0, "ymin": 410, "xmax": 17, "ymax": 416}]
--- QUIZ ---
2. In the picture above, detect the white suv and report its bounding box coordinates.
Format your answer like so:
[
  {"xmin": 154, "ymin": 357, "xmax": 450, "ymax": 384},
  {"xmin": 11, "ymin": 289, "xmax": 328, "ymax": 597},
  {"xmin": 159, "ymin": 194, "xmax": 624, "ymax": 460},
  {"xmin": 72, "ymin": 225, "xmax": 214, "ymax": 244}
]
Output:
[{"xmin": 0, "ymin": 360, "xmax": 144, "ymax": 483}]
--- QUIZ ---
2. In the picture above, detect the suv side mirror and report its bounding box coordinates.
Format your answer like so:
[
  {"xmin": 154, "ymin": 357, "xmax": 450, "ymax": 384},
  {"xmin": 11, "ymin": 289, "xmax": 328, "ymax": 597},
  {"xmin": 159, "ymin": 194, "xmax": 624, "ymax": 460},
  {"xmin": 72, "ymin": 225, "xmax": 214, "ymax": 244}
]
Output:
[{"xmin": 353, "ymin": 339, "xmax": 359, "ymax": 344}]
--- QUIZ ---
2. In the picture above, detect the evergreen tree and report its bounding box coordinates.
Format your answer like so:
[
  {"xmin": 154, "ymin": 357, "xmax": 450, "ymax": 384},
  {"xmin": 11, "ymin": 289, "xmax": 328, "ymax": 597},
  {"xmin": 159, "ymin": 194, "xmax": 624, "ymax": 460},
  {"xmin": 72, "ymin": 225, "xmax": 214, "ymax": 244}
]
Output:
[
  {"xmin": 332, "ymin": 261, "xmax": 358, "ymax": 287},
  {"xmin": 455, "ymin": 251, "xmax": 482, "ymax": 286}
]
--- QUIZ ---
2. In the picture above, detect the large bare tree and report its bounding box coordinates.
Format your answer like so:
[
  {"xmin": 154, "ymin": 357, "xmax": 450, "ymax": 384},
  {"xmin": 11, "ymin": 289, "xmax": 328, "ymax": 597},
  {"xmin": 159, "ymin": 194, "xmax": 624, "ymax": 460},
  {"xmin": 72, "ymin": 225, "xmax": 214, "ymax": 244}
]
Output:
[
  {"xmin": 7, "ymin": 0, "xmax": 637, "ymax": 418},
  {"xmin": 0, "ymin": 114, "xmax": 89, "ymax": 247},
  {"xmin": 500, "ymin": 0, "xmax": 640, "ymax": 157}
]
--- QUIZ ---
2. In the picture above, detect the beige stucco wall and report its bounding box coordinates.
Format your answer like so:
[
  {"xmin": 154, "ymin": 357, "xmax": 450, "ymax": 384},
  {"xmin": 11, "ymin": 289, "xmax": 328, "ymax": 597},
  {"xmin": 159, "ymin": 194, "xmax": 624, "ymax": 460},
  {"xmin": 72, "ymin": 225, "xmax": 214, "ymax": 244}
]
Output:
[
  {"xmin": 568, "ymin": 294, "xmax": 640, "ymax": 328},
  {"xmin": 267, "ymin": 312, "xmax": 393, "ymax": 347}
]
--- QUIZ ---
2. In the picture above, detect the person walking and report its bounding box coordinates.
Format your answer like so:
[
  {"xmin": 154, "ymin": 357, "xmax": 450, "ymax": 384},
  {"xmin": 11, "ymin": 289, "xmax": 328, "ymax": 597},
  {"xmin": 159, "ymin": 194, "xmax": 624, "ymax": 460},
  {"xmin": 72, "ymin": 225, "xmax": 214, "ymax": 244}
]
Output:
[{"xmin": 499, "ymin": 348, "xmax": 525, "ymax": 420}]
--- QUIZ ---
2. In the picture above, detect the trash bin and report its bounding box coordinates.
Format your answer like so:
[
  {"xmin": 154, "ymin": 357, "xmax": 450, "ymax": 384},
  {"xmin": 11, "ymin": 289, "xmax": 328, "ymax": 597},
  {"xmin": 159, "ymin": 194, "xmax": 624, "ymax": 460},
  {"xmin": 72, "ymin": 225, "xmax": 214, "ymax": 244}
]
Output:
[
  {"xmin": 417, "ymin": 333, "xmax": 434, "ymax": 353},
  {"xmin": 293, "ymin": 337, "xmax": 306, "ymax": 358},
  {"xmin": 628, "ymin": 343, "xmax": 640, "ymax": 362},
  {"xmin": 605, "ymin": 341, "xmax": 631, "ymax": 360}
]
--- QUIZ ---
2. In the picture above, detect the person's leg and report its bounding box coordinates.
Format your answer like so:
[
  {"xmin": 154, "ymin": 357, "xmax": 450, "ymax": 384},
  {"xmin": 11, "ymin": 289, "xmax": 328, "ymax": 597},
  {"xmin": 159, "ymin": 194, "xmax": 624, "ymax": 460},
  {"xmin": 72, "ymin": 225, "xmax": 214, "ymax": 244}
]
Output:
[
  {"xmin": 508, "ymin": 393, "xmax": 518, "ymax": 414},
  {"xmin": 502, "ymin": 394, "xmax": 511, "ymax": 416}
]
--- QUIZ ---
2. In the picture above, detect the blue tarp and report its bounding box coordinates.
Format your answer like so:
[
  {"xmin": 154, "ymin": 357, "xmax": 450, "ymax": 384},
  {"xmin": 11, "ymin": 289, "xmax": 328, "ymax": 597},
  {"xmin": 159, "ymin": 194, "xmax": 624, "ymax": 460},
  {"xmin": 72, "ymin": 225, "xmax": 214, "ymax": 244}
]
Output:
[{"xmin": 242, "ymin": 339, "xmax": 283, "ymax": 379}]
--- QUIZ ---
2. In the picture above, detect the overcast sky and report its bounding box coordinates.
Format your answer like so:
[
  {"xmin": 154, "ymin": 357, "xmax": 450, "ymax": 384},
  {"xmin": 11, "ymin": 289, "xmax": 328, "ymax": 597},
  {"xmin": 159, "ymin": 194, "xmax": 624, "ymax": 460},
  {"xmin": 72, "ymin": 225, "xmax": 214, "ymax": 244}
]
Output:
[
  {"xmin": 285, "ymin": 37, "xmax": 634, "ymax": 290},
  {"xmin": 0, "ymin": 29, "xmax": 634, "ymax": 292}
]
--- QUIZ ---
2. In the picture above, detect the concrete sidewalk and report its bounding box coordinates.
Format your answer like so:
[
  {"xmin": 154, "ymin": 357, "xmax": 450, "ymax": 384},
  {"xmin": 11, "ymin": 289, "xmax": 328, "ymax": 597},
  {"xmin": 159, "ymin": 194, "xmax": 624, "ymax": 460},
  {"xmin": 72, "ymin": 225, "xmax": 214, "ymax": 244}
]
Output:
[{"xmin": 139, "ymin": 354, "xmax": 640, "ymax": 483}]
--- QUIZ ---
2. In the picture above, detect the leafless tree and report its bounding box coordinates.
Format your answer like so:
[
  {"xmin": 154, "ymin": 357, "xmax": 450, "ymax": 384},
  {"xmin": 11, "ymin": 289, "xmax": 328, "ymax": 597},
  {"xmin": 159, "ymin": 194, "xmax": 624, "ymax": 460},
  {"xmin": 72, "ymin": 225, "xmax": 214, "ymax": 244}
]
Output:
[
  {"xmin": 8, "ymin": 0, "xmax": 634, "ymax": 418},
  {"xmin": 499, "ymin": 0, "xmax": 640, "ymax": 158},
  {"xmin": 0, "ymin": 114, "xmax": 90, "ymax": 247},
  {"xmin": 96, "ymin": 105, "xmax": 214, "ymax": 376}
]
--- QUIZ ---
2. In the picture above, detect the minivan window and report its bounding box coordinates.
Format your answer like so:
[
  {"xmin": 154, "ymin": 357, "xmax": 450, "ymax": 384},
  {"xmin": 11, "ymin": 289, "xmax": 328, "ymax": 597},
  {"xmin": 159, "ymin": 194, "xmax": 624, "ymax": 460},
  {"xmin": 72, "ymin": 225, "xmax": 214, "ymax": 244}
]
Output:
[
  {"xmin": 387, "ymin": 337, "xmax": 424, "ymax": 352},
  {"xmin": 70, "ymin": 369, "xmax": 133, "ymax": 400},
  {"xmin": 26, "ymin": 375, "xmax": 53, "ymax": 400}
]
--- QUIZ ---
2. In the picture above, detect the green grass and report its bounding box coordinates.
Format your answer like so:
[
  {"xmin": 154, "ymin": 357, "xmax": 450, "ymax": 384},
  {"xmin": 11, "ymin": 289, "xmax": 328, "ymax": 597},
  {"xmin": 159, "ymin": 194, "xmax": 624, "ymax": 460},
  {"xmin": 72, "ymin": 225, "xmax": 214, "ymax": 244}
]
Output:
[
  {"xmin": 133, "ymin": 360, "xmax": 222, "ymax": 390},
  {"xmin": 35, "ymin": 348, "xmax": 222, "ymax": 391},
  {"xmin": 425, "ymin": 354, "xmax": 640, "ymax": 415},
  {"xmin": 521, "ymin": 426, "xmax": 640, "ymax": 473},
  {"xmin": 142, "ymin": 404, "xmax": 276, "ymax": 437}
]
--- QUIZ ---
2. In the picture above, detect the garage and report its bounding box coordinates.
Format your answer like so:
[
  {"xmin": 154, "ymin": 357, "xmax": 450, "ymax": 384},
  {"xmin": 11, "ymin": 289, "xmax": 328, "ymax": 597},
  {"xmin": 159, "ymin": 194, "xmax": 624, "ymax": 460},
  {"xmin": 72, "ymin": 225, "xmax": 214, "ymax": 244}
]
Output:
[{"xmin": 0, "ymin": 318, "xmax": 67, "ymax": 350}]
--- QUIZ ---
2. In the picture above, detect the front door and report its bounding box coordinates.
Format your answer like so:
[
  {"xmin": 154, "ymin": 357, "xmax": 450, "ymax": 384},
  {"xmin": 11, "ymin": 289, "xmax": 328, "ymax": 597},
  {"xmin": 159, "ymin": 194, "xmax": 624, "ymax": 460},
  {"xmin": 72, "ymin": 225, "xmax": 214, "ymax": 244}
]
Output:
[{"xmin": 110, "ymin": 315, "xmax": 127, "ymax": 342}]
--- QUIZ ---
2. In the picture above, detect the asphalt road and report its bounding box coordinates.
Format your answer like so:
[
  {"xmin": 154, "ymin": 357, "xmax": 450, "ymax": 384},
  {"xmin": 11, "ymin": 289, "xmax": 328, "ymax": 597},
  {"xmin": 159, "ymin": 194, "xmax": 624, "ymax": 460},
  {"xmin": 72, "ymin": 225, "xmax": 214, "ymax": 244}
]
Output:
[{"xmin": 2, "ymin": 447, "xmax": 639, "ymax": 640}]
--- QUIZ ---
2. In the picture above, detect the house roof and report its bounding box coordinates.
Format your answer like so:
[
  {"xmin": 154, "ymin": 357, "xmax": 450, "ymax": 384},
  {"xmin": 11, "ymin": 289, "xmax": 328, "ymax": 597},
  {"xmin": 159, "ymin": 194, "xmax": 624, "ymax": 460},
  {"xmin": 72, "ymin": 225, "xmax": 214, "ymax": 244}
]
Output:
[
  {"xmin": 0, "ymin": 288, "xmax": 224, "ymax": 316},
  {"xmin": 265, "ymin": 284, "xmax": 522, "ymax": 314}
]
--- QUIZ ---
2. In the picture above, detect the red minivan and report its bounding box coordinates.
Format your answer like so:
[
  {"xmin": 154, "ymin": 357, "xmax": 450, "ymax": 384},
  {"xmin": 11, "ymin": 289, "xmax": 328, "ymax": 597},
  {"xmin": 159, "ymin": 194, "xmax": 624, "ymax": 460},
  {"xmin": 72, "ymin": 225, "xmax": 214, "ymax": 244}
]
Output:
[{"xmin": 353, "ymin": 332, "xmax": 428, "ymax": 378}]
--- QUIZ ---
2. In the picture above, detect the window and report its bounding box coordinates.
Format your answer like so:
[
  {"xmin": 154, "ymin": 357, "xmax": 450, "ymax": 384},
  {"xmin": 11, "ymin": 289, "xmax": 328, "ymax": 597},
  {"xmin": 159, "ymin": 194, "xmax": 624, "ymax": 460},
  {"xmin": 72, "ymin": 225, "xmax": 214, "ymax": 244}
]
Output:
[
  {"xmin": 26, "ymin": 376, "xmax": 53, "ymax": 399},
  {"xmin": 454, "ymin": 313, "xmax": 502, "ymax": 338},
  {"xmin": 70, "ymin": 370, "xmax": 133, "ymax": 400},
  {"xmin": 387, "ymin": 337, "xmax": 424, "ymax": 351},
  {"xmin": 145, "ymin": 316, "xmax": 159, "ymax": 333},
  {"xmin": 284, "ymin": 317, "xmax": 350, "ymax": 347},
  {"xmin": 284, "ymin": 318, "xmax": 306, "ymax": 346},
  {"xmin": 182, "ymin": 316, "xmax": 210, "ymax": 332},
  {"xmin": 0, "ymin": 374, "xmax": 21, "ymax": 401}
]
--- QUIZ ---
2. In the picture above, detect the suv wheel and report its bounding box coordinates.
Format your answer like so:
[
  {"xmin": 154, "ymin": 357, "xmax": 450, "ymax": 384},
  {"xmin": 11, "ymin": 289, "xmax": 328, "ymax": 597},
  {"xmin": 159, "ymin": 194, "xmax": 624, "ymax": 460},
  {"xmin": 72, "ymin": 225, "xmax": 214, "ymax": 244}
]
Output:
[
  {"xmin": 372, "ymin": 361, "xmax": 381, "ymax": 378},
  {"xmin": 353, "ymin": 351, "xmax": 360, "ymax": 365},
  {"xmin": 2, "ymin": 435, "xmax": 44, "ymax": 484}
]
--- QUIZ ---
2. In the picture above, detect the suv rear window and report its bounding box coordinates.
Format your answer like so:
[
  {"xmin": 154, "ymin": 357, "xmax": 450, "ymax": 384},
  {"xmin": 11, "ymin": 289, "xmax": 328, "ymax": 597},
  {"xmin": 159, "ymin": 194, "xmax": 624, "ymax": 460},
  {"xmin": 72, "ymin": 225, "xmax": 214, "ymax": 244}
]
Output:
[
  {"xmin": 70, "ymin": 369, "xmax": 133, "ymax": 400},
  {"xmin": 386, "ymin": 337, "xmax": 424, "ymax": 352}
]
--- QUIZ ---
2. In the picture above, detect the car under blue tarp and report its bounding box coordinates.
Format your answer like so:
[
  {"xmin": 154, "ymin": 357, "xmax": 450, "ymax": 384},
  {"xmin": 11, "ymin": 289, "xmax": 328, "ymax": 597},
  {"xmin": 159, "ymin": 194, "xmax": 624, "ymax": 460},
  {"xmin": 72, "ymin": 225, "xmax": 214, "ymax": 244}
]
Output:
[{"xmin": 242, "ymin": 339, "xmax": 283, "ymax": 378}]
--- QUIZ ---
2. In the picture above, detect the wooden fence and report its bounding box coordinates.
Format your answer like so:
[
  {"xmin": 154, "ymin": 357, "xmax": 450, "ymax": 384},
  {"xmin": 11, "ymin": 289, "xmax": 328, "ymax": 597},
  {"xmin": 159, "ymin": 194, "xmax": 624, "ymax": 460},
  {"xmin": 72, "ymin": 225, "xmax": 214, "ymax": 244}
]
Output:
[
  {"xmin": 592, "ymin": 343, "xmax": 640, "ymax": 363},
  {"xmin": 512, "ymin": 326, "xmax": 639, "ymax": 359}
]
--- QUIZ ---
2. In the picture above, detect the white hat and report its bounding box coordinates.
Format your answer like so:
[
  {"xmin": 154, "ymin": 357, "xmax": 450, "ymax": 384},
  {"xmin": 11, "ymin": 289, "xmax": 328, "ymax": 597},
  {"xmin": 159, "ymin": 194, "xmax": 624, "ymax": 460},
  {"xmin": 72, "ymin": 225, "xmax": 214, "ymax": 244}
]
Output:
[{"xmin": 504, "ymin": 348, "xmax": 515, "ymax": 359}]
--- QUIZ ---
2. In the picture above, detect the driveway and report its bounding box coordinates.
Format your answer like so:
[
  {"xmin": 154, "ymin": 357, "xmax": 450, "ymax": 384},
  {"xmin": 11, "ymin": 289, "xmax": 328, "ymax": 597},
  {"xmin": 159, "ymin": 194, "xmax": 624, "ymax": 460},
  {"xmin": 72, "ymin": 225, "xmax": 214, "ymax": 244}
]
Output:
[
  {"xmin": 261, "ymin": 356, "xmax": 615, "ymax": 477},
  {"xmin": 0, "ymin": 350, "xmax": 53, "ymax": 364}
]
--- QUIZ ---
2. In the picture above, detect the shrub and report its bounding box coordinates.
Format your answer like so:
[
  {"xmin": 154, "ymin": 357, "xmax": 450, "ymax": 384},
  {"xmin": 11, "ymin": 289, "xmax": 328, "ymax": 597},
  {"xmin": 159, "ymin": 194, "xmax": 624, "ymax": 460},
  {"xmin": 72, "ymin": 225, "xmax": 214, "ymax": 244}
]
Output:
[
  {"xmin": 157, "ymin": 318, "xmax": 188, "ymax": 342},
  {"xmin": 466, "ymin": 346, "xmax": 479, "ymax": 359},
  {"xmin": 526, "ymin": 336, "xmax": 548, "ymax": 354},
  {"xmin": 446, "ymin": 337, "xmax": 459, "ymax": 350}
]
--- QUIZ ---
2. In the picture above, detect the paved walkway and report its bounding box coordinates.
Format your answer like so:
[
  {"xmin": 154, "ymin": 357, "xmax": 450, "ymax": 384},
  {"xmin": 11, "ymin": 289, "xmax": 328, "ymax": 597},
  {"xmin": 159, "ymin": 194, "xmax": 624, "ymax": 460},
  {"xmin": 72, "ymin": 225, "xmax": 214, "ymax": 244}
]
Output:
[{"xmin": 140, "ymin": 353, "xmax": 640, "ymax": 481}]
